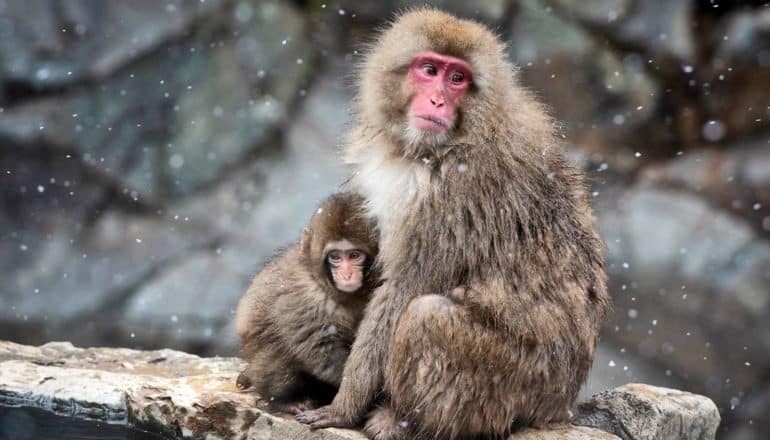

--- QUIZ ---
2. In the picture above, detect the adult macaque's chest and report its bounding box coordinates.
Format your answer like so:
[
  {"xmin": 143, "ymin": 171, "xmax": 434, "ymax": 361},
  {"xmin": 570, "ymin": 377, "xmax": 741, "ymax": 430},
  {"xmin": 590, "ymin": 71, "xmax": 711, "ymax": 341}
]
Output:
[{"xmin": 352, "ymin": 151, "xmax": 432, "ymax": 246}]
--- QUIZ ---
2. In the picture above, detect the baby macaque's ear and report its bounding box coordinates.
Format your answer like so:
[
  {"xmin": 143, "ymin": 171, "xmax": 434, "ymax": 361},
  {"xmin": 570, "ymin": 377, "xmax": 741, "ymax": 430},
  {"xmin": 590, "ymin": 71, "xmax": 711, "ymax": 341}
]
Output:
[{"xmin": 300, "ymin": 227, "xmax": 311, "ymax": 256}]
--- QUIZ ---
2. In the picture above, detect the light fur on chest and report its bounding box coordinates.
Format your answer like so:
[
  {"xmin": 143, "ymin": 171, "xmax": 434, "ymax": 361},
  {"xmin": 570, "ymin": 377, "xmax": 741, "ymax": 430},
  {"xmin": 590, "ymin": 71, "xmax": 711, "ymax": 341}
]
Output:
[{"xmin": 349, "ymin": 146, "xmax": 430, "ymax": 245}]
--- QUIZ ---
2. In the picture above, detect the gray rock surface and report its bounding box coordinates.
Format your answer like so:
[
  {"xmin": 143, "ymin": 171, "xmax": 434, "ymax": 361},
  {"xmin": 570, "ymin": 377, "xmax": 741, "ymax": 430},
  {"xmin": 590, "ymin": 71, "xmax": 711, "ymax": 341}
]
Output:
[
  {"xmin": 514, "ymin": 426, "xmax": 619, "ymax": 439},
  {"xmin": 332, "ymin": 0, "xmax": 510, "ymax": 24},
  {"xmin": 550, "ymin": 0, "xmax": 695, "ymax": 63},
  {"xmin": 0, "ymin": 0, "xmax": 313, "ymax": 202},
  {"xmin": 1, "ymin": 209, "xmax": 218, "ymax": 332},
  {"xmin": 639, "ymin": 140, "xmax": 770, "ymax": 235},
  {"xmin": 509, "ymin": 0, "xmax": 657, "ymax": 157},
  {"xmin": 0, "ymin": 340, "xmax": 723, "ymax": 439},
  {"xmin": 598, "ymin": 186, "xmax": 770, "ymax": 394},
  {"xmin": 574, "ymin": 383, "xmax": 721, "ymax": 440},
  {"xmin": 0, "ymin": 0, "xmax": 225, "ymax": 87}
]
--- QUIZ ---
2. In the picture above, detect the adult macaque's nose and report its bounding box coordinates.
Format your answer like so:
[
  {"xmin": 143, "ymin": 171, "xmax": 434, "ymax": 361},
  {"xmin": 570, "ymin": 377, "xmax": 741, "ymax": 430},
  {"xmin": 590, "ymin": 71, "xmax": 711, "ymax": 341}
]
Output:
[{"xmin": 430, "ymin": 93, "xmax": 445, "ymax": 108}]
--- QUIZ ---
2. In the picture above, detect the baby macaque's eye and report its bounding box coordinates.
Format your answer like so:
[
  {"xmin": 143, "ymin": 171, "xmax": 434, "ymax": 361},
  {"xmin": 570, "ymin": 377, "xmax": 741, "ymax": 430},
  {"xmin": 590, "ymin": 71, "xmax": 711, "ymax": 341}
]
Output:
[
  {"xmin": 349, "ymin": 250, "xmax": 363, "ymax": 261},
  {"xmin": 327, "ymin": 251, "xmax": 342, "ymax": 264}
]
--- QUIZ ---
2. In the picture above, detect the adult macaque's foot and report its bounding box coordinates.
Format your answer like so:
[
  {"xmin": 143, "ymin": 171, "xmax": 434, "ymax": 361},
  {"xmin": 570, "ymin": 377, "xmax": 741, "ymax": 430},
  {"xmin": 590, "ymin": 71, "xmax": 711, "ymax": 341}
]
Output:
[
  {"xmin": 364, "ymin": 406, "xmax": 407, "ymax": 440},
  {"xmin": 296, "ymin": 405, "xmax": 355, "ymax": 429}
]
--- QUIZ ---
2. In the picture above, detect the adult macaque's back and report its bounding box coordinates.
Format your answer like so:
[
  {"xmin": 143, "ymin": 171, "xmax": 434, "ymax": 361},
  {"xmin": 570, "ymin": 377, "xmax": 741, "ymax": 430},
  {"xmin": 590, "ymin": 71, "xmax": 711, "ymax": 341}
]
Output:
[{"xmin": 297, "ymin": 9, "xmax": 610, "ymax": 440}]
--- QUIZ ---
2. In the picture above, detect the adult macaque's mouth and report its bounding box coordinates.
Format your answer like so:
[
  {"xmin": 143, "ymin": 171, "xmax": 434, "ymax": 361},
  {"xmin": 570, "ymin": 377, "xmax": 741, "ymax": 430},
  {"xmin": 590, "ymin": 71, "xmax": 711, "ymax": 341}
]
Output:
[{"xmin": 417, "ymin": 115, "xmax": 449, "ymax": 129}]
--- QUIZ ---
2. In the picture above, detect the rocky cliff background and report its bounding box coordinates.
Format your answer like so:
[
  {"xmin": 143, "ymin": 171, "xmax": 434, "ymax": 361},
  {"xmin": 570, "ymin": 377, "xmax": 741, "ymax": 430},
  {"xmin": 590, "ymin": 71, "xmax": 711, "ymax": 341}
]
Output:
[{"xmin": 0, "ymin": 0, "xmax": 767, "ymax": 438}]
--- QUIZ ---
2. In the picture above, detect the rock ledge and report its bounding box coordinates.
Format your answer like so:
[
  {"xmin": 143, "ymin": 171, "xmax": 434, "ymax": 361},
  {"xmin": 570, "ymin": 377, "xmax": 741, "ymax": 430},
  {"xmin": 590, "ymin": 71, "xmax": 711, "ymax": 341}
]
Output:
[{"xmin": 0, "ymin": 341, "xmax": 719, "ymax": 439}]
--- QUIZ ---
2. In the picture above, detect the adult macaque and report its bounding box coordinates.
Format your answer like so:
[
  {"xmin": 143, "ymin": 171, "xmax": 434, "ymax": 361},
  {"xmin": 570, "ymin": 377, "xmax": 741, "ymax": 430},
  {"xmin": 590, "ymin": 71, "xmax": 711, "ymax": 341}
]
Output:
[
  {"xmin": 235, "ymin": 192, "xmax": 379, "ymax": 414},
  {"xmin": 297, "ymin": 10, "xmax": 609, "ymax": 440}
]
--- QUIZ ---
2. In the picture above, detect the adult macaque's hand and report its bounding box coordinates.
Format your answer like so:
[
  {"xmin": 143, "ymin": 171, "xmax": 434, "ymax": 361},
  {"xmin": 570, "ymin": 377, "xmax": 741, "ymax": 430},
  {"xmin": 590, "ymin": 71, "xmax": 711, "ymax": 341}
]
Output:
[{"xmin": 447, "ymin": 285, "xmax": 468, "ymax": 303}]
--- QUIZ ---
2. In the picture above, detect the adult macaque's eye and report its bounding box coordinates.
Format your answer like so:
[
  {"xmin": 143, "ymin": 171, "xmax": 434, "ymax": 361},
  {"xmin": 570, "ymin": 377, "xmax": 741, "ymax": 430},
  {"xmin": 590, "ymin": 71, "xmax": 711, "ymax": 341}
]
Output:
[
  {"xmin": 450, "ymin": 72, "xmax": 464, "ymax": 84},
  {"xmin": 423, "ymin": 64, "xmax": 437, "ymax": 75}
]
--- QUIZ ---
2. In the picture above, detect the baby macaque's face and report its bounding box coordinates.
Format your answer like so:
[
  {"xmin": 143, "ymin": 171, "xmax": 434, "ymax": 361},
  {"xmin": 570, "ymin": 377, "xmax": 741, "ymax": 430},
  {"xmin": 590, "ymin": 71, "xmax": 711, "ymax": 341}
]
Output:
[{"xmin": 324, "ymin": 239, "xmax": 370, "ymax": 293}]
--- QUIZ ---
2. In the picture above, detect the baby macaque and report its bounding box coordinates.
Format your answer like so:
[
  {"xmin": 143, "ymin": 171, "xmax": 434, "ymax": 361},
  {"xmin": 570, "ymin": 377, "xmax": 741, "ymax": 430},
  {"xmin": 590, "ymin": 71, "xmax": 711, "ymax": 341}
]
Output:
[{"xmin": 234, "ymin": 192, "xmax": 379, "ymax": 414}]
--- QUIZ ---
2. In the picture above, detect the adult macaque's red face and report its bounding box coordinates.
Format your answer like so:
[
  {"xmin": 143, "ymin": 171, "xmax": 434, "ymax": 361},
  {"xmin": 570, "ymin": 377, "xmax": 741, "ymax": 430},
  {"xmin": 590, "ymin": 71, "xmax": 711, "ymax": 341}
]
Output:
[{"xmin": 407, "ymin": 51, "xmax": 472, "ymax": 134}]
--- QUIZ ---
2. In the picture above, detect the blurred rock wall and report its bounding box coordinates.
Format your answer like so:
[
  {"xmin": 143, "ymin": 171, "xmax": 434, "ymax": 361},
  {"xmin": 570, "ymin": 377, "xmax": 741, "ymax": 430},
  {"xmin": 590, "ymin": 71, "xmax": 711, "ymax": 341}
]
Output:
[{"xmin": 1, "ymin": 0, "xmax": 768, "ymax": 439}]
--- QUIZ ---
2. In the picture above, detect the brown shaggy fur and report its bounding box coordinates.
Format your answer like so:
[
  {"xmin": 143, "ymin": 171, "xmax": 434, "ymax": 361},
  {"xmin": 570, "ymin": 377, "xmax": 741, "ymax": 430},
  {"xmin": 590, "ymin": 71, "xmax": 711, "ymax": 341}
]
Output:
[
  {"xmin": 234, "ymin": 192, "xmax": 380, "ymax": 413},
  {"xmin": 297, "ymin": 9, "xmax": 609, "ymax": 440}
]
